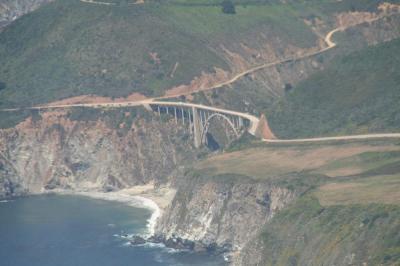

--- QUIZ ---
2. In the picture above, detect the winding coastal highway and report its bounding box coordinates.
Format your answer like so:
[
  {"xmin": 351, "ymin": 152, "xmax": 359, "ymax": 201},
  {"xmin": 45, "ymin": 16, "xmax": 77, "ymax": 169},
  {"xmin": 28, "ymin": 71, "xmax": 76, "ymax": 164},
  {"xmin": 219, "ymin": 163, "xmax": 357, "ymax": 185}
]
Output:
[
  {"xmin": 2, "ymin": 12, "xmax": 400, "ymax": 143},
  {"xmin": 80, "ymin": 0, "xmax": 143, "ymax": 5},
  {"xmin": 263, "ymin": 134, "xmax": 400, "ymax": 143},
  {"xmin": 80, "ymin": 0, "xmax": 115, "ymax": 5},
  {"xmin": 3, "ymin": 98, "xmax": 400, "ymax": 143},
  {"xmin": 0, "ymin": 20, "xmax": 349, "ymax": 113}
]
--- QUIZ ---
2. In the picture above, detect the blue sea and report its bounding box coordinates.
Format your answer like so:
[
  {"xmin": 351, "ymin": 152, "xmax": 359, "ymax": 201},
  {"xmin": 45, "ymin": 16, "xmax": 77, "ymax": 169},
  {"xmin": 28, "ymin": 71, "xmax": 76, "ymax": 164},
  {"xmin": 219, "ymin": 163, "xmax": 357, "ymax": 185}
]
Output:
[{"xmin": 0, "ymin": 195, "xmax": 226, "ymax": 266}]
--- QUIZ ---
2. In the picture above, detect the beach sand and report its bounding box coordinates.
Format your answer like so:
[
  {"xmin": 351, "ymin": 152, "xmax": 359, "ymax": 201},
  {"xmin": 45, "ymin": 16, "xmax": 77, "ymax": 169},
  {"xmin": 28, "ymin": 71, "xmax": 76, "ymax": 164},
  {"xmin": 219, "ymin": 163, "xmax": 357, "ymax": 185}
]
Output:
[{"xmin": 53, "ymin": 182, "xmax": 175, "ymax": 236}]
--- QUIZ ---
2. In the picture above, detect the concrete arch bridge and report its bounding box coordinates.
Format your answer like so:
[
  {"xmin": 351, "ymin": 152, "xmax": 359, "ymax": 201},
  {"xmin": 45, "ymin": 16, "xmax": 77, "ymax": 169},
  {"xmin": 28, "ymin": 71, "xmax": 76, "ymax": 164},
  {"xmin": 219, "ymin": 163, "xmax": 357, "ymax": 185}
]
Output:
[
  {"xmin": 143, "ymin": 101, "xmax": 267, "ymax": 148},
  {"xmin": 1, "ymin": 100, "xmax": 275, "ymax": 148}
]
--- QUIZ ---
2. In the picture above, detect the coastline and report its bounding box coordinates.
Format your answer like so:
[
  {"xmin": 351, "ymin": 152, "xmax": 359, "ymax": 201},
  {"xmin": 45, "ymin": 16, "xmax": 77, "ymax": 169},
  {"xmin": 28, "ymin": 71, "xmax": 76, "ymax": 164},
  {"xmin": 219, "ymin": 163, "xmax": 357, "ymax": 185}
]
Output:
[{"xmin": 52, "ymin": 186, "xmax": 173, "ymax": 236}]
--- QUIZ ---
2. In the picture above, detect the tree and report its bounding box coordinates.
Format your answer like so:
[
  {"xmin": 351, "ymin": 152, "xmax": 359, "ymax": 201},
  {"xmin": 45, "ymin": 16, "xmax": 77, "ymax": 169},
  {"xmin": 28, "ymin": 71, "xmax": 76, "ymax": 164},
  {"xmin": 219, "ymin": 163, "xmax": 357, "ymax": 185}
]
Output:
[
  {"xmin": 284, "ymin": 83, "xmax": 293, "ymax": 93},
  {"xmin": 0, "ymin": 81, "xmax": 6, "ymax": 91},
  {"xmin": 221, "ymin": 0, "xmax": 236, "ymax": 14}
]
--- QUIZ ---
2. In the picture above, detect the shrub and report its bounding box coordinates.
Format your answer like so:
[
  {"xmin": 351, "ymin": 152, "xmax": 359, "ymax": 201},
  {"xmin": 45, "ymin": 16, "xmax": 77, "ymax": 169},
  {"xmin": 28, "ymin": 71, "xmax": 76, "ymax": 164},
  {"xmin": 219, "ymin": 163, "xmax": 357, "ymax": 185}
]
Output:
[
  {"xmin": 221, "ymin": 0, "xmax": 236, "ymax": 14},
  {"xmin": 0, "ymin": 81, "xmax": 6, "ymax": 91}
]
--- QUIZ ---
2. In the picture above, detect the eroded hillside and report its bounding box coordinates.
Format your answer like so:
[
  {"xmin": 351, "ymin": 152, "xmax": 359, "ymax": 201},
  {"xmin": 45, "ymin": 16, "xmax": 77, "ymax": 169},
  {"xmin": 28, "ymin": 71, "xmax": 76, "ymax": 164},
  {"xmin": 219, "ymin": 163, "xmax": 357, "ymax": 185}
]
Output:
[
  {"xmin": 158, "ymin": 139, "xmax": 400, "ymax": 265},
  {"xmin": 2, "ymin": 0, "xmax": 399, "ymax": 111},
  {"xmin": 0, "ymin": 108, "xmax": 198, "ymax": 197},
  {"xmin": 1, "ymin": 1, "xmax": 400, "ymax": 265}
]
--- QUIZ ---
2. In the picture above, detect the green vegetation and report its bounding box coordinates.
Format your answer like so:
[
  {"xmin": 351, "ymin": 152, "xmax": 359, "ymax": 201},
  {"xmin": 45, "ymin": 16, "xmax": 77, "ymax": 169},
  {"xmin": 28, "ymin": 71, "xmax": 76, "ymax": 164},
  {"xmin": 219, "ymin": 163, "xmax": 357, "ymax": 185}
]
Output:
[
  {"xmin": 191, "ymin": 140, "xmax": 400, "ymax": 264},
  {"xmin": 193, "ymin": 141, "xmax": 400, "ymax": 196},
  {"xmin": 1, "ymin": 0, "xmax": 397, "ymax": 115},
  {"xmin": 0, "ymin": 110, "xmax": 38, "ymax": 129},
  {"xmin": 315, "ymin": 174, "xmax": 400, "ymax": 206},
  {"xmin": 66, "ymin": 106, "xmax": 155, "ymax": 135},
  {"xmin": 162, "ymin": 3, "xmax": 317, "ymax": 46},
  {"xmin": 0, "ymin": 0, "xmax": 326, "ymax": 110},
  {"xmin": 221, "ymin": 0, "xmax": 236, "ymax": 14},
  {"xmin": 239, "ymin": 141, "xmax": 400, "ymax": 264},
  {"xmin": 260, "ymin": 197, "xmax": 400, "ymax": 265},
  {"xmin": 195, "ymin": 141, "xmax": 400, "ymax": 179},
  {"xmin": 0, "ymin": 81, "xmax": 5, "ymax": 91},
  {"xmin": 0, "ymin": 0, "xmax": 228, "ymax": 108},
  {"xmin": 268, "ymin": 37, "xmax": 400, "ymax": 138},
  {"xmin": 314, "ymin": 151, "xmax": 400, "ymax": 177},
  {"xmin": 226, "ymin": 132, "xmax": 257, "ymax": 151}
]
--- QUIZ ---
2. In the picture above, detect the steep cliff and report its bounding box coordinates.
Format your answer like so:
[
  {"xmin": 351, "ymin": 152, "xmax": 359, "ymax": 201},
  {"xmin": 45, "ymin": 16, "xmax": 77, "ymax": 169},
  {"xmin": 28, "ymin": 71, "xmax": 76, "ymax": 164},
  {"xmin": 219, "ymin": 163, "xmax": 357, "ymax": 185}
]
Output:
[
  {"xmin": 0, "ymin": 107, "xmax": 299, "ymax": 264},
  {"xmin": 155, "ymin": 141, "xmax": 400, "ymax": 265},
  {"xmin": 156, "ymin": 173, "xmax": 295, "ymax": 258},
  {"xmin": 0, "ymin": 1, "xmax": 399, "ymax": 264},
  {"xmin": 0, "ymin": 107, "xmax": 197, "ymax": 198},
  {"xmin": 1, "ymin": 107, "xmax": 399, "ymax": 266}
]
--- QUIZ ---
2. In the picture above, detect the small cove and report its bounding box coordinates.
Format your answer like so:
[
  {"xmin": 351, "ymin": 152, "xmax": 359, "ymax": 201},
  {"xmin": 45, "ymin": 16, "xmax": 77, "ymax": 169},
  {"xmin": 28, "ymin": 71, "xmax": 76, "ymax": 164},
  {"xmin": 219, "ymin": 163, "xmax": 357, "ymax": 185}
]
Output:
[{"xmin": 0, "ymin": 194, "xmax": 226, "ymax": 266}]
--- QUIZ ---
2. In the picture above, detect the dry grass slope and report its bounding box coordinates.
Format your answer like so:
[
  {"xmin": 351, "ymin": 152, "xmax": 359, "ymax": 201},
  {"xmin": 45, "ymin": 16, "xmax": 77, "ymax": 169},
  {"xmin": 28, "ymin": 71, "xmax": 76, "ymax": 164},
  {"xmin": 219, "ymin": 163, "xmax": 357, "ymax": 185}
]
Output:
[
  {"xmin": 315, "ymin": 175, "xmax": 400, "ymax": 206},
  {"xmin": 195, "ymin": 141, "xmax": 400, "ymax": 180}
]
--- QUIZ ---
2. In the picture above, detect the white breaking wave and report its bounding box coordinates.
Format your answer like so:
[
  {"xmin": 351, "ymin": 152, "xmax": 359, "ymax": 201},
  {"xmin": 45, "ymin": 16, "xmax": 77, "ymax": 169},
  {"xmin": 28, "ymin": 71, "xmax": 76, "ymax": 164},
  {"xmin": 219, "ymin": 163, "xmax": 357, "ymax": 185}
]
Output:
[
  {"xmin": 124, "ymin": 241, "xmax": 184, "ymax": 254},
  {"xmin": 54, "ymin": 190, "xmax": 161, "ymax": 236},
  {"xmin": 133, "ymin": 195, "xmax": 161, "ymax": 236}
]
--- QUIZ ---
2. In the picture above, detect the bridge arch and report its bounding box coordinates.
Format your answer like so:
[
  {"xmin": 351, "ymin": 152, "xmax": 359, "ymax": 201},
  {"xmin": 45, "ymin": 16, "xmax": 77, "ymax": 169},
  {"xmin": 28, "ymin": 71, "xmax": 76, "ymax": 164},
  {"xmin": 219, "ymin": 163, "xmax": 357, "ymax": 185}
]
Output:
[{"xmin": 200, "ymin": 112, "xmax": 240, "ymax": 145}]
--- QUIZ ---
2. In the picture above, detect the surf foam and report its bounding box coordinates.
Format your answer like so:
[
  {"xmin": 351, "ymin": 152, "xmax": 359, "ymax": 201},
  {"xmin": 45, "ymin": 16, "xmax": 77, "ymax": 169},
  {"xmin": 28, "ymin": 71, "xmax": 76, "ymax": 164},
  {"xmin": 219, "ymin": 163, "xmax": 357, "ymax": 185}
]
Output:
[{"xmin": 54, "ymin": 190, "xmax": 161, "ymax": 236}]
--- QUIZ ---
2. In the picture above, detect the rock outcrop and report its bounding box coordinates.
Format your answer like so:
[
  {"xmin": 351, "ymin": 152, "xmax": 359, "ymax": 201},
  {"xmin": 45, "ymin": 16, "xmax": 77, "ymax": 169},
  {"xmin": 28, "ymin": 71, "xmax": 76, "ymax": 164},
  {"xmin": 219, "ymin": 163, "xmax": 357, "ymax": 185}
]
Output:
[
  {"xmin": 0, "ymin": 108, "xmax": 197, "ymax": 197},
  {"xmin": 155, "ymin": 174, "xmax": 295, "ymax": 262},
  {"xmin": 0, "ymin": 0, "xmax": 53, "ymax": 30},
  {"xmin": 0, "ymin": 108, "xmax": 296, "ymax": 264}
]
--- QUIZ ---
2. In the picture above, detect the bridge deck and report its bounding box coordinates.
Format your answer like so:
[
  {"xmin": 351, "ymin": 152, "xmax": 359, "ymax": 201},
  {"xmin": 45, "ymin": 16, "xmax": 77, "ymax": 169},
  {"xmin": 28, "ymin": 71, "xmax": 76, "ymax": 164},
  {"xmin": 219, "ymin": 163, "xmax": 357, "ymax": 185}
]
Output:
[{"xmin": 147, "ymin": 101, "xmax": 259, "ymax": 135}]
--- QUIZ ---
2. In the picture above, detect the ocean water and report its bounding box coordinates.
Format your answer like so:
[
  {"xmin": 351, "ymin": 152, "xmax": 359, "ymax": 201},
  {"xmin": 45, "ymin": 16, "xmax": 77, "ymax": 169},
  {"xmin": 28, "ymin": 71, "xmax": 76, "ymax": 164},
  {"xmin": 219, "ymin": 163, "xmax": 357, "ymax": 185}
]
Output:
[{"xmin": 0, "ymin": 195, "xmax": 226, "ymax": 266}]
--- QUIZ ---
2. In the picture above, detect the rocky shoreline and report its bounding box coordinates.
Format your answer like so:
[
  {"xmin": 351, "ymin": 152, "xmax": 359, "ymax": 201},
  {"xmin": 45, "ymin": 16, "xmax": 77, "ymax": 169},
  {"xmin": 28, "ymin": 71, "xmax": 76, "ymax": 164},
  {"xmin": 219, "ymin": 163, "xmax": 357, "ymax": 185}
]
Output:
[
  {"xmin": 129, "ymin": 234, "xmax": 232, "ymax": 255},
  {"xmin": 63, "ymin": 189, "xmax": 233, "ymax": 258},
  {"xmin": 51, "ymin": 189, "xmax": 164, "ymax": 236}
]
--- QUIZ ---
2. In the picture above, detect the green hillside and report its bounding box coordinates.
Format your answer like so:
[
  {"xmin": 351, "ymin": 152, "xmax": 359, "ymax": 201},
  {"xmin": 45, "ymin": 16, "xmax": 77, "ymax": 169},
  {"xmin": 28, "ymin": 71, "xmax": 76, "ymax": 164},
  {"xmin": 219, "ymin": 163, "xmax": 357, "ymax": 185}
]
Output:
[
  {"xmin": 194, "ymin": 140, "xmax": 400, "ymax": 265},
  {"xmin": 268, "ymin": 37, "xmax": 400, "ymax": 138},
  {"xmin": 2, "ymin": 0, "xmax": 395, "ymax": 109},
  {"xmin": 260, "ymin": 197, "xmax": 400, "ymax": 266},
  {"xmin": 0, "ymin": 0, "xmax": 322, "ymax": 109},
  {"xmin": 0, "ymin": 0, "xmax": 229, "ymax": 107}
]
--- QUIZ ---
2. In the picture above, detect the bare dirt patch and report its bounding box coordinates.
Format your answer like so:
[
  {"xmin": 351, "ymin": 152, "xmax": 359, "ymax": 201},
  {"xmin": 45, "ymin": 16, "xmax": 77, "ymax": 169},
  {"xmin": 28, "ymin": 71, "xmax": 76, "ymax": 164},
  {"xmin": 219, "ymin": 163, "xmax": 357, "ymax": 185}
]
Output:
[{"xmin": 43, "ymin": 93, "xmax": 147, "ymax": 107}]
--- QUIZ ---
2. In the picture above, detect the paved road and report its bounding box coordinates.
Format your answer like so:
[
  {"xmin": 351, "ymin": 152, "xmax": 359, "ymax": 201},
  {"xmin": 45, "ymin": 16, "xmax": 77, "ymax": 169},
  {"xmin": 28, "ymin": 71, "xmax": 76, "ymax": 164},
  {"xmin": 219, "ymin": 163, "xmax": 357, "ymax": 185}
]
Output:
[
  {"xmin": 2, "ymin": 13, "xmax": 400, "ymax": 143},
  {"xmin": 2, "ymin": 100, "xmax": 261, "ymax": 134},
  {"xmin": 2, "ymin": 13, "xmax": 392, "ymax": 112},
  {"xmin": 0, "ymin": 25, "xmax": 343, "ymax": 113},
  {"xmin": 80, "ymin": 0, "xmax": 141, "ymax": 5},
  {"xmin": 6, "ymin": 99, "xmax": 400, "ymax": 143},
  {"xmin": 147, "ymin": 101, "xmax": 260, "ymax": 135},
  {"xmin": 263, "ymin": 133, "xmax": 400, "ymax": 143},
  {"xmin": 72, "ymin": 4, "xmax": 397, "ymax": 100},
  {"xmin": 80, "ymin": 0, "xmax": 115, "ymax": 5}
]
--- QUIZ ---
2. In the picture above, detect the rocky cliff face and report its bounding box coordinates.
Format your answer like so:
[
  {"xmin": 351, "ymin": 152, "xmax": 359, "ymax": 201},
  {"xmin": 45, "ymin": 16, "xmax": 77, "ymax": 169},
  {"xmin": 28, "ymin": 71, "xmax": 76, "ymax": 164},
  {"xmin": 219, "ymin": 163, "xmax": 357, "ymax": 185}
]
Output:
[
  {"xmin": 0, "ymin": 108, "xmax": 296, "ymax": 265},
  {"xmin": 1, "ymin": 3, "xmax": 399, "ymax": 264},
  {"xmin": 0, "ymin": 0, "xmax": 53, "ymax": 30},
  {"xmin": 155, "ymin": 174, "xmax": 295, "ymax": 262},
  {"xmin": 0, "ymin": 108, "xmax": 197, "ymax": 198}
]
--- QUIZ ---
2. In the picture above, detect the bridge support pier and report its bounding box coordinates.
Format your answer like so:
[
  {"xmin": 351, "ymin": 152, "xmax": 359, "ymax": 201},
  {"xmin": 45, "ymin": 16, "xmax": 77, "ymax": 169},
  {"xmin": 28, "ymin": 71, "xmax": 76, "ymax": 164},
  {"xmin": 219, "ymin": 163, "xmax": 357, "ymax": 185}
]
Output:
[
  {"xmin": 239, "ymin": 117, "xmax": 243, "ymax": 128},
  {"xmin": 174, "ymin": 107, "xmax": 177, "ymax": 124},
  {"xmin": 147, "ymin": 102, "xmax": 254, "ymax": 148},
  {"xmin": 192, "ymin": 107, "xmax": 202, "ymax": 148}
]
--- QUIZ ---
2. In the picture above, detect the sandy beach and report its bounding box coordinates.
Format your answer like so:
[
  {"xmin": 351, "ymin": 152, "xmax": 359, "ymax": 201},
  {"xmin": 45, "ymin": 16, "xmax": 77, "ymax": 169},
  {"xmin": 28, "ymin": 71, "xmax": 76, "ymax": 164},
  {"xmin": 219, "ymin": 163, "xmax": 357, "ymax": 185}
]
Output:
[{"xmin": 52, "ymin": 183, "xmax": 176, "ymax": 236}]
